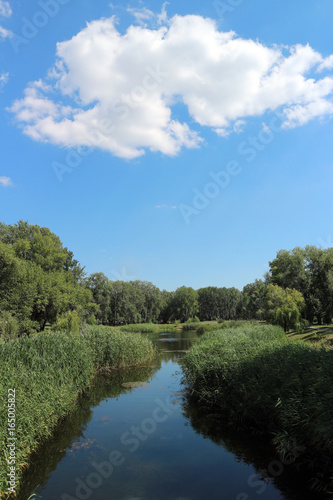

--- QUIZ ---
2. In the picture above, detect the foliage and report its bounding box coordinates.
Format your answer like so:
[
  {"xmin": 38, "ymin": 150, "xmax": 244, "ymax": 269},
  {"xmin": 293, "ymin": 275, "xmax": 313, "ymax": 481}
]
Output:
[
  {"xmin": 0, "ymin": 221, "xmax": 96, "ymax": 334},
  {"xmin": 86, "ymin": 274, "xmax": 162, "ymax": 326},
  {"xmin": 241, "ymin": 280, "xmax": 266, "ymax": 320},
  {"xmin": 268, "ymin": 246, "xmax": 333, "ymax": 324},
  {"xmin": 261, "ymin": 284, "xmax": 305, "ymax": 332},
  {"xmin": 83, "ymin": 326, "xmax": 155, "ymax": 370},
  {"xmin": 120, "ymin": 323, "xmax": 175, "ymax": 334},
  {"xmin": 0, "ymin": 327, "xmax": 155, "ymax": 497},
  {"xmin": 197, "ymin": 286, "xmax": 242, "ymax": 321},
  {"xmin": 0, "ymin": 311, "xmax": 20, "ymax": 340},
  {"xmin": 51, "ymin": 310, "xmax": 81, "ymax": 336},
  {"xmin": 182, "ymin": 325, "xmax": 333, "ymax": 494},
  {"xmin": 167, "ymin": 286, "xmax": 199, "ymax": 323}
]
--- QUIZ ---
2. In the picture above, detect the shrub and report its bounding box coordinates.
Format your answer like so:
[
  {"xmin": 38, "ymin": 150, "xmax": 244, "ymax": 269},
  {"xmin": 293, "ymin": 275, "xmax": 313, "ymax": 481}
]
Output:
[
  {"xmin": 196, "ymin": 324, "xmax": 220, "ymax": 335},
  {"xmin": 0, "ymin": 311, "xmax": 20, "ymax": 340},
  {"xmin": 51, "ymin": 310, "xmax": 81, "ymax": 336}
]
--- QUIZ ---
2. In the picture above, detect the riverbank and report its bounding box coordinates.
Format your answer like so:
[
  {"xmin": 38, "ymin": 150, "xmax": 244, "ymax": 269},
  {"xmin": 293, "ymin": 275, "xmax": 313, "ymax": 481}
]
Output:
[
  {"xmin": 182, "ymin": 324, "xmax": 333, "ymax": 495},
  {"xmin": 0, "ymin": 327, "xmax": 155, "ymax": 498}
]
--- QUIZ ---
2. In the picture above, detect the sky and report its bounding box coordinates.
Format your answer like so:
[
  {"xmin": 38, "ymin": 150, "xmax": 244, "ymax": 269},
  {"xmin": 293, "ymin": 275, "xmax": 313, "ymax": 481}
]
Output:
[{"xmin": 0, "ymin": 0, "xmax": 333, "ymax": 291}]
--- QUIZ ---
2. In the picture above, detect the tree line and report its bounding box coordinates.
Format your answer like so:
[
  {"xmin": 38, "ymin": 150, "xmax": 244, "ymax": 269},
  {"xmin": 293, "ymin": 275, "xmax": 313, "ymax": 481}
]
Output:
[{"xmin": 1, "ymin": 221, "xmax": 332, "ymax": 337}]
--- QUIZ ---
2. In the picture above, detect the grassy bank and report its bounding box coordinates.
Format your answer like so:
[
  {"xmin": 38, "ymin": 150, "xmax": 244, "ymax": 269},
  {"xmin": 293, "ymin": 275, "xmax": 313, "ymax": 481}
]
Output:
[
  {"xmin": 182, "ymin": 325, "xmax": 333, "ymax": 494},
  {"xmin": 0, "ymin": 327, "xmax": 155, "ymax": 498}
]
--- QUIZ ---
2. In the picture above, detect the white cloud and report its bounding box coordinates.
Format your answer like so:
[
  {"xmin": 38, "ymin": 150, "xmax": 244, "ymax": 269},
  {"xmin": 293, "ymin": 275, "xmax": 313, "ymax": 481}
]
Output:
[
  {"xmin": 0, "ymin": 71, "xmax": 8, "ymax": 91},
  {"xmin": 0, "ymin": 25, "xmax": 12, "ymax": 38},
  {"xmin": 0, "ymin": 176, "xmax": 12, "ymax": 187},
  {"xmin": 127, "ymin": 2, "xmax": 169, "ymax": 27},
  {"xmin": 0, "ymin": 1, "xmax": 11, "ymax": 17},
  {"xmin": 127, "ymin": 6, "xmax": 155, "ymax": 27},
  {"xmin": 318, "ymin": 54, "xmax": 333, "ymax": 72},
  {"xmin": 9, "ymin": 14, "xmax": 333, "ymax": 159}
]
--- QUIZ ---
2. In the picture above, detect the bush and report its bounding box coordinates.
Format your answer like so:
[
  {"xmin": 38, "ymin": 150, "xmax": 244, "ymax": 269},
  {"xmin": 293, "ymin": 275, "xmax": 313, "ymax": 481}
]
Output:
[
  {"xmin": 51, "ymin": 310, "xmax": 81, "ymax": 336},
  {"xmin": 0, "ymin": 311, "xmax": 20, "ymax": 340},
  {"xmin": 297, "ymin": 318, "xmax": 310, "ymax": 332},
  {"xmin": 196, "ymin": 323, "xmax": 220, "ymax": 335},
  {"xmin": 83, "ymin": 326, "xmax": 155, "ymax": 370}
]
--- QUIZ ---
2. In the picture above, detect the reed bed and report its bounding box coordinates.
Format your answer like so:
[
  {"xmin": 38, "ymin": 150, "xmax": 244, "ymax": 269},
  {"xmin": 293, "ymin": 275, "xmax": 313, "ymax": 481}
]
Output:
[
  {"xmin": 0, "ymin": 327, "xmax": 155, "ymax": 498},
  {"xmin": 182, "ymin": 325, "xmax": 333, "ymax": 494},
  {"xmin": 120, "ymin": 323, "xmax": 175, "ymax": 334}
]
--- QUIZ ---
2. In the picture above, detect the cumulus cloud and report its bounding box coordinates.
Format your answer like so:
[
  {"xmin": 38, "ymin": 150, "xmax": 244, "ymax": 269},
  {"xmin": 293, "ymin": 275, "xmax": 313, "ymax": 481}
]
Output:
[
  {"xmin": 0, "ymin": 1, "xmax": 11, "ymax": 17},
  {"xmin": 0, "ymin": 176, "xmax": 12, "ymax": 187},
  {"xmin": 9, "ymin": 14, "xmax": 333, "ymax": 160}
]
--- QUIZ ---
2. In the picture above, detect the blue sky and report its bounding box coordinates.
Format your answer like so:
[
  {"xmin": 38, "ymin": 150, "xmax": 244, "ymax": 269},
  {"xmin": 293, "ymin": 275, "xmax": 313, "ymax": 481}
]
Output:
[{"xmin": 1, "ymin": 0, "xmax": 333, "ymax": 291}]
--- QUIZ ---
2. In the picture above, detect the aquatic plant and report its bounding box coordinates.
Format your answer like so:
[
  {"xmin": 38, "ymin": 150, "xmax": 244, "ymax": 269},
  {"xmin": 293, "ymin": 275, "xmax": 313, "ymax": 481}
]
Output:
[
  {"xmin": 182, "ymin": 324, "xmax": 333, "ymax": 494},
  {"xmin": 0, "ymin": 327, "xmax": 155, "ymax": 498}
]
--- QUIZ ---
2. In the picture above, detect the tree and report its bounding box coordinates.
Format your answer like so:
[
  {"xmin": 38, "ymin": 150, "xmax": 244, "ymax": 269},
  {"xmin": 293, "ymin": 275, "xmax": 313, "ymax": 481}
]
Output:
[
  {"xmin": 130, "ymin": 281, "xmax": 162, "ymax": 323},
  {"xmin": 86, "ymin": 273, "xmax": 111, "ymax": 324},
  {"xmin": 242, "ymin": 280, "xmax": 266, "ymax": 319},
  {"xmin": 168, "ymin": 287, "xmax": 198, "ymax": 322},
  {"xmin": 0, "ymin": 222, "xmax": 96, "ymax": 334},
  {"xmin": 198, "ymin": 287, "xmax": 220, "ymax": 321},
  {"xmin": 263, "ymin": 284, "xmax": 305, "ymax": 332},
  {"xmin": 108, "ymin": 281, "xmax": 144, "ymax": 326},
  {"xmin": 269, "ymin": 246, "xmax": 333, "ymax": 324}
]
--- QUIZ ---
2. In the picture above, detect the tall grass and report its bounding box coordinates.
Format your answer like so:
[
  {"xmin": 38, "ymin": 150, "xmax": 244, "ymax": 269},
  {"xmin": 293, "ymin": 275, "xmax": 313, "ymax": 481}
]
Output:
[
  {"xmin": 195, "ymin": 320, "xmax": 257, "ymax": 336},
  {"xmin": 84, "ymin": 326, "xmax": 155, "ymax": 370},
  {"xmin": 120, "ymin": 323, "xmax": 175, "ymax": 334},
  {"xmin": 0, "ymin": 327, "xmax": 155, "ymax": 498},
  {"xmin": 182, "ymin": 325, "xmax": 333, "ymax": 494}
]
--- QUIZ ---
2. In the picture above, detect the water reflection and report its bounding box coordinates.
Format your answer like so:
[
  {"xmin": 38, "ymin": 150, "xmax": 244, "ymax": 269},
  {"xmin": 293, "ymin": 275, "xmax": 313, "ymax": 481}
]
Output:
[
  {"xmin": 16, "ymin": 364, "xmax": 158, "ymax": 500},
  {"xmin": 181, "ymin": 402, "xmax": 326, "ymax": 500},
  {"xmin": 16, "ymin": 330, "xmax": 326, "ymax": 500}
]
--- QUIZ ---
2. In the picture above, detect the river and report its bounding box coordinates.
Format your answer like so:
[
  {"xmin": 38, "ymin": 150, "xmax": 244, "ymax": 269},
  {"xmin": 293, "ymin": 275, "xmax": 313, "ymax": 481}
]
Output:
[{"xmin": 18, "ymin": 330, "xmax": 324, "ymax": 500}]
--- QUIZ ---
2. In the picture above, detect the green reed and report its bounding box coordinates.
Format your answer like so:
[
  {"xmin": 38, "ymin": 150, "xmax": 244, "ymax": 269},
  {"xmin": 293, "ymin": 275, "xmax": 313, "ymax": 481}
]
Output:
[
  {"xmin": 182, "ymin": 324, "xmax": 333, "ymax": 494},
  {"xmin": 0, "ymin": 327, "xmax": 155, "ymax": 498}
]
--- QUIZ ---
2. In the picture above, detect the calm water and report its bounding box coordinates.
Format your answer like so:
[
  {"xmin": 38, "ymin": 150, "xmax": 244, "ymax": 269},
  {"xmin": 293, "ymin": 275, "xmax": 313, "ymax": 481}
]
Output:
[{"xmin": 18, "ymin": 331, "xmax": 324, "ymax": 500}]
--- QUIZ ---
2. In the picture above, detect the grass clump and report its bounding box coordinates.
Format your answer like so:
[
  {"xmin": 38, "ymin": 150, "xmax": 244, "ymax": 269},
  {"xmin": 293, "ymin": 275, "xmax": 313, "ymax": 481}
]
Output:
[
  {"xmin": 84, "ymin": 326, "xmax": 155, "ymax": 370},
  {"xmin": 0, "ymin": 326, "xmax": 155, "ymax": 498},
  {"xmin": 182, "ymin": 324, "xmax": 333, "ymax": 494}
]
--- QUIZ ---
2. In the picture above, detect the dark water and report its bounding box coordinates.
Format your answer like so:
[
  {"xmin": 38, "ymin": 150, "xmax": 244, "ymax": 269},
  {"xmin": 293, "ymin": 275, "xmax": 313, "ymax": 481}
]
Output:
[{"xmin": 18, "ymin": 331, "xmax": 325, "ymax": 500}]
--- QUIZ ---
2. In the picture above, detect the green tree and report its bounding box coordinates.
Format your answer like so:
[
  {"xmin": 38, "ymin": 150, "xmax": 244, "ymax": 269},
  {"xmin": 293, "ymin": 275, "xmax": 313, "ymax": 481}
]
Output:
[
  {"xmin": 263, "ymin": 284, "xmax": 305, "ymax": 332},
  {"xmin": 0, "ymin": 222, "xmax": 96, "ymax": 334},
  {"xmin": 130, "ymin": 281, "xmax": 162, "ymax": 323},
  {"xmin": 86, "ymin": 273, "xmax": 111, "ymax": 324},
  {"xmin": 242, "ymin": 280, "xmax": 266, "ymax": 319},
  {"xmin": 198, "ymin": 287, "xmax": 220, "ymax": 320},
  {"xmin": 269, "ymin": 246, "xmax": 333, "ymax": 324},
  {"xmin": 169, "ymin": 286, "xmax": 198, "ymax": 323}
]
